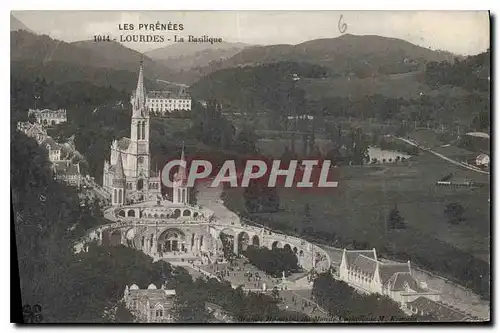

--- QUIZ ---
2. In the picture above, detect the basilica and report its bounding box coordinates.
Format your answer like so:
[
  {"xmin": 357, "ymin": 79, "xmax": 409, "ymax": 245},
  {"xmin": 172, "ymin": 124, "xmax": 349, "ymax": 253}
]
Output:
[{"xmin": 102, "ymin": 62, "xmax": 163, "ymax": 204}]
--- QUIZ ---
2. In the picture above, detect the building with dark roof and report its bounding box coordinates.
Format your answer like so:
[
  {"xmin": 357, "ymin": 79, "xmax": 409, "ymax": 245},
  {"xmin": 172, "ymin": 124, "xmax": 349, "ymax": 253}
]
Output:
[
  {"xmin": 17, "ymin": 122, "xmax": 48, "ymax": 144},
  {"xmin": 53, "ymin": 160, "xmax": 83, "ymax": 187},
  {"xmin": 406, "ymin": 297, "xmax": 476, "ymax": 322},
  {"xmin": 123, "ymin": 283, "xmax": 176, "ymax": 323},
  {"xmin": 205, "ymin": 302, "xmax": 234, "ymax": 323},
  {"xmin": 339, "ymin": 248, "xmax": 441, "ymax": 307}
]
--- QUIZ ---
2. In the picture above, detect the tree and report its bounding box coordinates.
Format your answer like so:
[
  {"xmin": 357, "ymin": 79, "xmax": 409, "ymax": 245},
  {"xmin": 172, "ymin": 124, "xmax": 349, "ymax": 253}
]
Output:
[
  {"xmin": 244, "ymin": 179, "xmax": 280, "ymax": 213},
  {"xmin": 444, "ymin": 202, "xmax": 465, "ymax": 225},
  {"xmin": 312, "ymin": 272, "xmax": 416, "ymax": 322},
  {"xmin": 235, "ymin": 123, "xmax": 258, "ymax": 153},
  {"xmin": 348, "ymin": 128, "xmax": 369, "ymax": 165},
  {"xmin": 244, "ymin": 246, "xmax": 299, "ymax": 276},
  {"xmin": 114, "ymin": 301, "xmax": 135, "ymax": 323},
  {"xmin": 387, "ymin": 205, "xmax": 406, "ymax": 230}
]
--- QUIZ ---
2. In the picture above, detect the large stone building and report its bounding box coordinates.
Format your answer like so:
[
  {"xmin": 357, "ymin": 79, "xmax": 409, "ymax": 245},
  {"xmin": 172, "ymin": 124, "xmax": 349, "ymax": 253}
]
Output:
[
  {"xmin": 338, "ymin": 248, "xmax": 441, "ymax": 306},
  {"xmin": 28, "ymin": 108, "xmax": 67, "ymax": 127},
  {"xmin": 146, "ymin": 90, "xmax": 192, "ymax": 115},
  {"xmin": 102, "ymin": 62, "xmax": 162, "ymax": 204},
  {"xmin": 123, "ymin": 283, "xmax": 176, "ymax": 323}
]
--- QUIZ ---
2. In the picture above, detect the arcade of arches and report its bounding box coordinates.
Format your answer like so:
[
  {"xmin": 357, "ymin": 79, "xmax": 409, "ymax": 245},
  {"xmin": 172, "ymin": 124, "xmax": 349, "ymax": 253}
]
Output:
[{"xmin": 99, "ymin": 225, "xmax": 313, "ymax": 268}]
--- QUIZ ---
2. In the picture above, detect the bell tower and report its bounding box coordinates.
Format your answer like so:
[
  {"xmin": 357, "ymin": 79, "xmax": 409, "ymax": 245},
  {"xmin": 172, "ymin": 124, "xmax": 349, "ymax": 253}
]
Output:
[{"xmin": 130, "ymin": 60, "xmax": 151, "ymax": 200}]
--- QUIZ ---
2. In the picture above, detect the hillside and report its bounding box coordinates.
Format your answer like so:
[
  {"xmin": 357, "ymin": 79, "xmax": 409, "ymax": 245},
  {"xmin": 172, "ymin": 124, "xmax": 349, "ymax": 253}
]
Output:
[
  {"xmin": 223, "ymin": 34, "xmax": 455, "ymax": 75},
  {"xmin": 146, "ymin": 41, "xmax": 247, "ymax": 59},
  {"xmin": 178, "ymin": 34, "xmax": 456, "ymax": 85},
  {"xmin": 71, "ymin": 40, "xmax": 176, "ymax": 80},
  {"xmin": 146, "ymin": 41, "xmax": 250, "ymax": 75},
  {"xmin": 10, "ymin": 14, "xmax": 33, "ymax": 33},
  {"xmin": 11, "ymin": 30, "xmax": 173, "ymax": 89},
  {"xmin": 11, "ymin": 31, "xmax": 176, "ymax": 79}
]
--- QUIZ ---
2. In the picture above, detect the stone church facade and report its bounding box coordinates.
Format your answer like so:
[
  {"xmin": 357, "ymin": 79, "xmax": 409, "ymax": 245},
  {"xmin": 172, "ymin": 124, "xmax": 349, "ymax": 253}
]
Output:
[{"xmin": 103, "ymin": 62, "xmax": 162, "ymax": 204}]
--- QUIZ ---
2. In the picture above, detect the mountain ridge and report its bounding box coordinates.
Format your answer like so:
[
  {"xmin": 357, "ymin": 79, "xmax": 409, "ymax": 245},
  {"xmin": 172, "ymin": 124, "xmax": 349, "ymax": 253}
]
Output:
[
  {"xmin": 10, "ymin": 14, "xmax": 33, "ymax": 33},
  {"xmin": 175, "ymin": 34, "xmax": 457, "ymax": 85},
  {"xmin": 11, "ymin": 31, "xmax": 176, "ymax": 86}
]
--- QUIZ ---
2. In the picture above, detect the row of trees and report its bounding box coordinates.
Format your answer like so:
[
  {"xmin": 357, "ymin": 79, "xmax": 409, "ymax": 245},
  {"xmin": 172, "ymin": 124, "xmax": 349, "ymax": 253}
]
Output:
[
  {"xmin": 173, "ymin": 275, "xmax": 312, "ymax": 322},
  {"xmin": 243, "ymin": 245, "xmax": 299, "ymax": 277},
  {"xmin": 312, "ymin": 272, "xmax": 430, "ymax": 322},
  {"xmin": 324, "ymin": 124, "xmax": 369, "ymax": 165}
]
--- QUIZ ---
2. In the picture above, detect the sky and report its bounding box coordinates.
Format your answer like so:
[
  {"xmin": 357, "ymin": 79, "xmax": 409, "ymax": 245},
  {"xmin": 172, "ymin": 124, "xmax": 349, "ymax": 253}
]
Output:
[{"xmin": 12, "ymin": 11, "xmax": 490, "ymax": 55}]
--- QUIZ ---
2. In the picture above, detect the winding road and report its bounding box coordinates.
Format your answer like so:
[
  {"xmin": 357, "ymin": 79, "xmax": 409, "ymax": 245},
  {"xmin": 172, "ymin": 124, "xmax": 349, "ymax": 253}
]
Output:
[{"xmin": 394, "ymin": 136, "xmax": 490, "ymax": 175}]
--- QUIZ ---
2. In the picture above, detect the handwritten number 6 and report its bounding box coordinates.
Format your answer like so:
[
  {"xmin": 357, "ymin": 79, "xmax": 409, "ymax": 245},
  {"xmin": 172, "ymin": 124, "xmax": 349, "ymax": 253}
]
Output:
[{"xmin": 338, "ymin": 15, "xmax": 347, "ymax": 34}]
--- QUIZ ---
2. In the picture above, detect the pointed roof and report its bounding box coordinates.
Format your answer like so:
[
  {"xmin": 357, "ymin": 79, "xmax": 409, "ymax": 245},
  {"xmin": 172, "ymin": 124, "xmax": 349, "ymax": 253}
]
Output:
[
  {"xmin": 378, "ymin": 262, "xmax": 410, "ymax": 285},
  {"xmin": 351, "ymin": 254, "xmax": 377, "ymax": 276},
  {"xmin": 386, "ymin": 272, "xmax": 423, "ymax": 292},
  {"xmin": 113, "ymin": 152, "xmax": 126, "ymax": 187},
  {"xmin": 133, "ymin": 61, "xmax": 146, "ymax": 117},
  {"xmin": 344, "ymin": 249, "xmax": 377, "ymax": 267}
]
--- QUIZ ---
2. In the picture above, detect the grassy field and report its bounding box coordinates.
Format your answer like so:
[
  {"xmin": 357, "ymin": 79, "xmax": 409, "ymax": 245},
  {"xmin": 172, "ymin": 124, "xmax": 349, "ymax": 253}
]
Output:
[{"xmin": 223, "ymin": 150, "xmax": 490, "ymax": 296}]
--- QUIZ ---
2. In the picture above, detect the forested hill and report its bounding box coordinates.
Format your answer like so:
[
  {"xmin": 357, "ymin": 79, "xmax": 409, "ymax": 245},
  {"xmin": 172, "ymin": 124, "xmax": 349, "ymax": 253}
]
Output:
[
  {"xmin": 190, "ymin": 62, "xmax": 327, "ymax": 116},
  {"xmin": 179, "ymin": 34, "xmax": 456, "ymax": 84},
  {"xmin": 425, "ymin": 49, "xmax": 490, "ymax": 92},
  {"xmin": 11, "ymin": 31, "xmax": 171, "ymax": 90},
  {"xmin": 225, "ymin": 34, "xmax": 455, "ymax": 75}
]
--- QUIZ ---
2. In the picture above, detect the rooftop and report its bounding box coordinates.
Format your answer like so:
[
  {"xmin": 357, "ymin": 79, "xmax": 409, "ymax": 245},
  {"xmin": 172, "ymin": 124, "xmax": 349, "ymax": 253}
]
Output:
[
  {"xmin": 407, "ymin": 297, "xmax": 473, "ymax": 321},
  {"xmin": 146, "ymin": 90, "xmax": 190, "ymax": 100},
  {"xmin": 41, "ymin": 137, "xmax": 60, "ymax": 150},
  {"xmin": 29, "ymin": 108, "xmax": 67, "ymax": 114}
]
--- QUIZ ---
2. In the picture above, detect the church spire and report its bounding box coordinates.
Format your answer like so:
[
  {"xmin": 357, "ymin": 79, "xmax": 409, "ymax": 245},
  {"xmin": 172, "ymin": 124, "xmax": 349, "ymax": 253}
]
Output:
[
  {"xmin": 133, "ymin": 60, "xmax": 146, "ymax": 116},
  {"xmin": 113, "ymin": 151, "xmax": 126, "ymax": 187}
]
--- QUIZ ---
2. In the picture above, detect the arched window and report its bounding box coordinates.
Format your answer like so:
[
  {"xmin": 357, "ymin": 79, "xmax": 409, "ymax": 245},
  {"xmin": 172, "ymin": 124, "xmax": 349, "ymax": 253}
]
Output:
[
  {"xmin": 177, "ymin": 189, "xmax": 181, "ymax": 201},
  {"xmin": 142, "ymin": 122, "xmax": 146, "ymax": 140},
  {"xmin": 113, "ymin": 189, "xmax": 117, "ymax": 203},
  {"xmin": 119, "ymin": 189, "xmax": 123, "ymax": 204}
]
